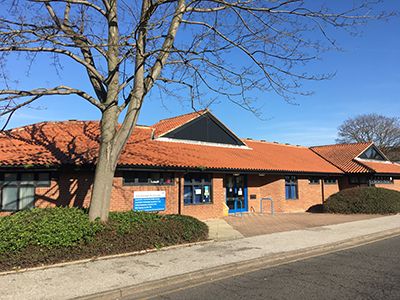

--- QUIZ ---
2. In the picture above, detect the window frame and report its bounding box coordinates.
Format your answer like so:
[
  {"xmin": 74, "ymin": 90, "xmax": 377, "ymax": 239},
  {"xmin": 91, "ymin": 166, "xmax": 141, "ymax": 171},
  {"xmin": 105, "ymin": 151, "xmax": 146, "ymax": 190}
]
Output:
[
  {"xmin": 122, "ymin": 171, "xmax": 175, "ymax": 186},
  {"xmin": 324, "ymin": 178, "xmax": 338, "ymax": 185},
  {"xmin": 0, "ymin": 172, "xmax": 50, "ymax": 212},
  {"xmin": 285, "ymin": 176, "xmax": 298, "ymax": 200},
  {"xmin": 369, "ymin": 176, "xmax": 394, "ymax": 185},
  {"xmin": 184, "ymin": 173, "xmax": 213, "ymax": 205},
  {"xmin": 308, "ymin": 177, "xmax": 320, "ymax": 185}
]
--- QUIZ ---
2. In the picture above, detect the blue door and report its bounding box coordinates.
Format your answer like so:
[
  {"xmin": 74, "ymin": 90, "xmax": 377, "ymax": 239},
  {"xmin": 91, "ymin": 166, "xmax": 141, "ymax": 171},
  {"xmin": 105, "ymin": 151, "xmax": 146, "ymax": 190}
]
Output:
[{"xmin": 226, "ymin": 175, "xmax": 248, "ymax": 213}]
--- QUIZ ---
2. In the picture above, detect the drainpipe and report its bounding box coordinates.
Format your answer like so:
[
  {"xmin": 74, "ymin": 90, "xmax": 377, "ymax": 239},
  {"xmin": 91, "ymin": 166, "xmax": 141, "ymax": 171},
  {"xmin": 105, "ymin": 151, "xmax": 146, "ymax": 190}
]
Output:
[
  {"xmin": 321, "ymin": 179, "xmax": 325, "ymax": 204},
  {"xmin": 178, "ymin": 176, "xmax": 182, "ymax": 215}
]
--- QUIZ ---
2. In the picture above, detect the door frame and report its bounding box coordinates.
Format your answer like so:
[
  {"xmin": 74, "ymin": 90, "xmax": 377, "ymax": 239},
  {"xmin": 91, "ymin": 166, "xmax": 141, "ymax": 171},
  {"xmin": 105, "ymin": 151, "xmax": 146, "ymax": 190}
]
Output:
[{"xmin": 226, "ymin": 174, "xmax": 248, "ymax": 214}]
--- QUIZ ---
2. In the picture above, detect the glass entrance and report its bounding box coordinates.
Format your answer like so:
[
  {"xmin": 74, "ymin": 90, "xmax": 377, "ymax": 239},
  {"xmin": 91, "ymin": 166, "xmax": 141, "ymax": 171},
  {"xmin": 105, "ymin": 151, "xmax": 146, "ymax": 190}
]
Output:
[{"xmin": 226, "ymin": 175, "xmax": 247, "ymax": 213}]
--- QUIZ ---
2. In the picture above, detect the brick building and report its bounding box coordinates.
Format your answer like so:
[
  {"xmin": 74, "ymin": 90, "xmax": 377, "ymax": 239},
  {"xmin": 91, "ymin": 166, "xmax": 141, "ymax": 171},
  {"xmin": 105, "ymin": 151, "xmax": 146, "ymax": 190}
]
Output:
[{"xmin": 1, "ymin": 110, "xmax": 399, "ymax": 219}]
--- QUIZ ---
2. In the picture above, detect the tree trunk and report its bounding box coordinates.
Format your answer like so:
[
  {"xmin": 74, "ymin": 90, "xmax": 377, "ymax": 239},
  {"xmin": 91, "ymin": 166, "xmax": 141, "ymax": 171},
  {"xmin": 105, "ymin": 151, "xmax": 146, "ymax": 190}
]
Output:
[
  {"xmin": 89, "ymin": 110, "xmax": 119, "ymax": 222},
  {"xmin": 88, "ymin": 144, "xmax": 116, "ymax": 222}
]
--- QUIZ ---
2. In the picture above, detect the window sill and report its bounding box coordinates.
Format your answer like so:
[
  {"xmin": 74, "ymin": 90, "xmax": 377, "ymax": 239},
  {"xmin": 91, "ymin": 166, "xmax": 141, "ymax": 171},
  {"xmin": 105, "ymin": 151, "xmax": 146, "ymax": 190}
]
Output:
[{"xmin": 285, "ymin": 198, "xmax": 298, "ymax": 201}]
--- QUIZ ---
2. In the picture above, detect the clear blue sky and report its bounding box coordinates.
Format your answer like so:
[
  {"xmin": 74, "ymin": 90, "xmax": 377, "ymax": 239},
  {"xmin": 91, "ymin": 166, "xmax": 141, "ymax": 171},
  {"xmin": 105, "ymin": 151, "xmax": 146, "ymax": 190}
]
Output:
[{"xmin": 2, "ymin": 2, "xmax": 399, "ymax": 147}]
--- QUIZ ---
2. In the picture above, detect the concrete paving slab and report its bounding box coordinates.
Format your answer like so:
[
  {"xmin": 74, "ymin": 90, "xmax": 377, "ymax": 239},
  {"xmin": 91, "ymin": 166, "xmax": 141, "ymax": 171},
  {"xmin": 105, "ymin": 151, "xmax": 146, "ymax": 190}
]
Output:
[
  {"xmin": 1, "ymin": 214, "xmax": 400, "ymax": 300},
  {"xmin": 204, "ymin": 218, "xmax": 244, "ymax": 241}
]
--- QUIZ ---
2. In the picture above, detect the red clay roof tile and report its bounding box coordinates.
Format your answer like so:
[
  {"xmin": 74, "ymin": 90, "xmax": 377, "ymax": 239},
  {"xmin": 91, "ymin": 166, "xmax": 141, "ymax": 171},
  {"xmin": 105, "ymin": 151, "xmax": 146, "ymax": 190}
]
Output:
[
  {"xmin": 152, "ymin": 110, "xmax": 207, "ymax": 138},
  {"xmin": 357, "ymin": 160, "xmax": 400, "ymax": 174},
  {"xmin": 0, "ymin": 120, "xmax": 342, "ymax": 174},
  {"xmin": 310, "ymin": 143, "xmax": 373, "ymax": 173}
]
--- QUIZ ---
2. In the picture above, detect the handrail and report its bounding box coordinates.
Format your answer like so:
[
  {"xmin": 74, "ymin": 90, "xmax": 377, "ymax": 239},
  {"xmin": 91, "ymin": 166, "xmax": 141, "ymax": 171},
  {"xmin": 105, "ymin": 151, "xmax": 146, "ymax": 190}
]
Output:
[{"xmin": 260, "ymin": 197, "xmax": 274, "ymax": 215}]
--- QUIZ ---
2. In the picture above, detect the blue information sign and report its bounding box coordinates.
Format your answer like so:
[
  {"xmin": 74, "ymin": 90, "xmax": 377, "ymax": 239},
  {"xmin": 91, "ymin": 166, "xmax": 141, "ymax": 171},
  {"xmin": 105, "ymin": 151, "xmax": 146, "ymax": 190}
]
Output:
[{"xmin": 133, "ymin": 191, "xmax": 166, "ymax": 212}]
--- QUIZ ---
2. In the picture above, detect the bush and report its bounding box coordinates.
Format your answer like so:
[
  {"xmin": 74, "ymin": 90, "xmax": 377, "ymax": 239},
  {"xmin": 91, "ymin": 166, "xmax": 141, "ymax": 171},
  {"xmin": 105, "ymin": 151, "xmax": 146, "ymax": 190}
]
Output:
[
  {"xmin": 0, "ymin": 208, "xmax": 208, "ymax": 271},
  {"xmin": 324, "ymin": 187, "xmax": 400, "ymax": 214},
  {"xmin": 0, "ymin": 207, "xmax": 103, "ymax": 254}
]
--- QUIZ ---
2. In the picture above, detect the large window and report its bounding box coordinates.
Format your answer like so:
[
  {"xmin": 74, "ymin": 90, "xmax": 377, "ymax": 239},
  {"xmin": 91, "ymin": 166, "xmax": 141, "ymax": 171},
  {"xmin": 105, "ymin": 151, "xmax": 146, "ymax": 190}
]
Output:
[
  {"xmin": 0, "ymin": 172, "xmax": 50, "ymax": 211},
  {"xmin": 123, "ymin": 171, "xmax": 174, "ymax": 186},
  {"xmin": 285, "ymin": 176, "xmax": 298, "ymax": 200},
  {"xmin": 184, "ymin": 173, "xmax": 212, "ymax": 205}
]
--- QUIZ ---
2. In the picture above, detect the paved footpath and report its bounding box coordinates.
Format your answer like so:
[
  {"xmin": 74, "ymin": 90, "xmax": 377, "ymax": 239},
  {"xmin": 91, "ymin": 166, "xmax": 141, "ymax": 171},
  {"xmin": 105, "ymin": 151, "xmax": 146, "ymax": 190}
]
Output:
[{"xmin": 1, "ymin": 215, "xmax": 400, "ymax": 300}]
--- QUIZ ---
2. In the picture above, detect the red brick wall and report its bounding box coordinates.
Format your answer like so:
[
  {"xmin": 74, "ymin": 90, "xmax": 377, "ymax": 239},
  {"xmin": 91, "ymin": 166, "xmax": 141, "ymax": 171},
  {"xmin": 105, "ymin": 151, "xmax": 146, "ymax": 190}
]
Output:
[
  {"xmin": 32, "ymin": 172, "xmax": 341, "ymax": 218},
  {"xmin": 181, "ymin": 174, "xmax": 225, "ymax": 219},
  {"xmin": 33, "ymin": 171, "xmax": 224, "ymax": 220},
  {"xmin": 247, "ymin": 175, "xmax": 339, "ymax": 213},
  {"xmin": 375, "ymin": 179, "xmax": 400, "ymax": 191}
]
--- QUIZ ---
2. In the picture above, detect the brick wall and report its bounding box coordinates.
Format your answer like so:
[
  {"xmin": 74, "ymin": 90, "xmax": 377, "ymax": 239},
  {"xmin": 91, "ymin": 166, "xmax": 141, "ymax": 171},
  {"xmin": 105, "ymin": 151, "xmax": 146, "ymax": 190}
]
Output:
[
  {"xmin": 33, "ymin": 170, "xmax": 224, "ymax": 220},
  {"xmin": 181, "ymin": 174, "xmax": 225, "ymax": 219},
  {"xmin": 375, "ymin": 178, "xmax": 400, "ymax": 192},
  {"xmin": 247, "ymin": 175, "xmax": 339, "ymax": 213}
]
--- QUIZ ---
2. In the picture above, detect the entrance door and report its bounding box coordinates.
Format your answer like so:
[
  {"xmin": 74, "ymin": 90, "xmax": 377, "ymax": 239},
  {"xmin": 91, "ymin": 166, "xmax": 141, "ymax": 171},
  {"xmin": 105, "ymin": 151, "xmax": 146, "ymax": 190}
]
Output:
[{"xmin": 226, "ymin": 175, "xmax": 247, "ymax": 213}]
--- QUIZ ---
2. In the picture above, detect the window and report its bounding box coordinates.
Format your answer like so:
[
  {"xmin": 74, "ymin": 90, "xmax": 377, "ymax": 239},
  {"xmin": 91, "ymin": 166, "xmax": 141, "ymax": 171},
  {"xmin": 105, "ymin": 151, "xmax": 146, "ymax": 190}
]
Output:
[
  {"xmin": 184, "ymin": 173, "xmax": 212, "ymax": 205},
  {"xmin": 123, "ymin": 172, "xmax": 174, "ymax": 185},
  {"xmin": 0, "ymin": 172, "xmax": 49, "ymax": 211},
  {"xmin": 349, "ymin": 176, "xmax": 369, "ymax": 185},
  {"xmin": 285, "ymin": 176, "xmax": 298, "ymax": 200},
  {"xmin": 370, "ymin": 176, "xmax": 393, "ymax": 185},
  {"xmin": 324, "ymin": 178, "xmax": 337, "ymax": 185},
  {"xmin": 308, "ymin": 177, "xmax": 320, "ymax": 185},
  {"xmin": 359, "ymin": 147, "xmax": 385, "ymax": 161}
]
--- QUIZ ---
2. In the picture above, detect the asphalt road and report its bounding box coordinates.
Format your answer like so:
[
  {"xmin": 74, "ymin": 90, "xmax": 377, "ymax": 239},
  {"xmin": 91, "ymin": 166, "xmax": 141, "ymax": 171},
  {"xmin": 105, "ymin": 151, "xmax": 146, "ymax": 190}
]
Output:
[{"xmin": 150, "ymin": 235, "xmax": 400, "ymax": 300}]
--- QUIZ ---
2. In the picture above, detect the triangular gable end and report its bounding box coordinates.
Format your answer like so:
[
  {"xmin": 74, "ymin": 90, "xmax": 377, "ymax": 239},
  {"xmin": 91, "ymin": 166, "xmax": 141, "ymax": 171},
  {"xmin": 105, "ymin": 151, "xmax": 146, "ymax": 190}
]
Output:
[
  {"xmin": 357, "ymin": 144, "xmax": 388, "ymax": 161},
  {"xmin": 160, "ymin": 111, "xmax": 245, "ymax": 146}
]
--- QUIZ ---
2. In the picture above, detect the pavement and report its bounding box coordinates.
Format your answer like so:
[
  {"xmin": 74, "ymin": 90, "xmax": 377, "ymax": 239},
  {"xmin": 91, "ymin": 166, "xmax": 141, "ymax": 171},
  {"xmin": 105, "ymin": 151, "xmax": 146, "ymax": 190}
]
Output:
[
  {"xmin": 204, "ymin": 218, "xmax": 244, "ymax": 241},
  {"xmin": 1, "ymin": 214, "xmax": 400, "ymax": 300},
  {"xmin": 225, "ymin": 212, "xmax": 380, "ymax": 237}
]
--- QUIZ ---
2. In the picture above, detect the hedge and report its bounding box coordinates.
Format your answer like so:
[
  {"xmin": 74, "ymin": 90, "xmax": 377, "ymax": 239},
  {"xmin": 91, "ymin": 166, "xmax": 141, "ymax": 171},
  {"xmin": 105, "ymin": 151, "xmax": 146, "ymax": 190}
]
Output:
[
  {"xmin": 324, "ymin": 187, "xmax": 400, "ymax": 214},
  {"xmin": 0, "ymin": 208, "xmax": 208, "ymax": 271}
]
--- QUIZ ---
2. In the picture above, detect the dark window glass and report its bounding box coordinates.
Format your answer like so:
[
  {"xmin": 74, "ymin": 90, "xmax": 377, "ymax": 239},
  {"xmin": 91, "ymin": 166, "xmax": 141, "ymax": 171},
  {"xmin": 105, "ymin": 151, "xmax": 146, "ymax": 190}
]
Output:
[
  {"xmin": 349, "ymin": 176, "xmax": 359, "ymax": 184},
  {"xmin": 285, "ymin": 176, "xmax": 298, "ymax": 200},
  {"xmin": 37, "ymin": 173, "xmax": 51, "ymax": 187},
  {"xmin": 309, "ymin": 177, "xmax": 320, "ymax": 185},
  {"xmin": 184, "ymin": 173, "xmax": 212, "ymax": 205},
  {"xmin": 123, "ymin": 172, "xmax": 174, "ymax": 186},
  {"xmin": 359, "ymin": 147, "xmax": 385, "ymax": 161},
  {"xmin": 324, "ymin": 178, "xmax": 337, "ymax": 185}
]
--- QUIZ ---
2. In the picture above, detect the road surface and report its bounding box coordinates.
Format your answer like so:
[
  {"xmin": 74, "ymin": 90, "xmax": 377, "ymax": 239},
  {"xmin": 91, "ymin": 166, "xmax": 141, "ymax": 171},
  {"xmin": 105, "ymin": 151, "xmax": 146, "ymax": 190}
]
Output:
[{"xmin": 150, "ymin": 235, "xmax": 400, "ymax": 300}]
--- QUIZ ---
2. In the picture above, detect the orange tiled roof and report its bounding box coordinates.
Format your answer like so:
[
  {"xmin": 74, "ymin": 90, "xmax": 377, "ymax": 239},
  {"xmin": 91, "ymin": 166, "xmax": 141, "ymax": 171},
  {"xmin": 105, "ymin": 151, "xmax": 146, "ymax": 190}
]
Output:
[
  {"xmin": 357, "ymin": 160, "xmax": 400, "ymax": 174},
  {"xmin": 0, "ymin": 121, "xmax": 342, "ymax": 174},
  {"xmin": 152, "ymin": 110, "xmax": 207, "ymax": 138},
  {"xmin": 310, "ymin": 143, "xmax": 373, "ymax": 173},
  {"xmin": 310, "ymin": 142, "xmax": 400, "ymax": 174}
]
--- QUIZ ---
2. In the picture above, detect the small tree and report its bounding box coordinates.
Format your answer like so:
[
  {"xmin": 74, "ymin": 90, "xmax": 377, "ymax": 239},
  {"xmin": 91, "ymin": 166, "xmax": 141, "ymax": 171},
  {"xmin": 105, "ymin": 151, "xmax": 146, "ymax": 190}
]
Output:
[
  {"xmin": 337, "ymin": 114, "xmax": 400, "ymax": 161},
  {"xmin": 0, "ymin": 1, "xmax": 391, "ymax": 221}
]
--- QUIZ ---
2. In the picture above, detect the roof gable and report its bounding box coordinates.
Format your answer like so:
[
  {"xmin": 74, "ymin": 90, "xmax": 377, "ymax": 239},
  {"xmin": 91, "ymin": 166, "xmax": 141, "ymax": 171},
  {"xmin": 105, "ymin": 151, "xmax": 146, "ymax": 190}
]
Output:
[
  {"xmin": 159, "ymin": 111, "xmax": 245, "ymax": 146},
  {"xmin": 357, "ymin": 144, "xmax": 388, "ymax": 161}
]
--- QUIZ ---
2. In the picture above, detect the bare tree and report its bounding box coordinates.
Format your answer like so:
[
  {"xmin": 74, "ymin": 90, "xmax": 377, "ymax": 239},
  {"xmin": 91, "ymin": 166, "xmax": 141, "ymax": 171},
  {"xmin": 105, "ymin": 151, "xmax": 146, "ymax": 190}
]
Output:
[
  {"xmin": 337, "ymin": 114, "xmax": 400, "ymax": 161},
  {"xmin": 0, "ymin": 0, "xmax": 392, "ymax": 221}
]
